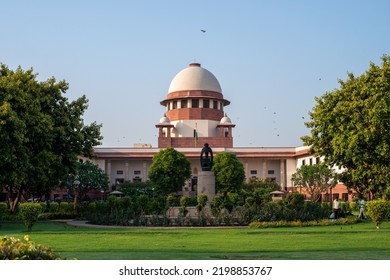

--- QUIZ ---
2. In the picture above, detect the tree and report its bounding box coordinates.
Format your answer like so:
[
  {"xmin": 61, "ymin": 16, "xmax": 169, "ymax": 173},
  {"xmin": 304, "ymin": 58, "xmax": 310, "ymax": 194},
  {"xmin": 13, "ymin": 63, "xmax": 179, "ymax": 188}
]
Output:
[
  {"xmin": 212, "ymin": 151, "xmax": 245, "ymax": 195},
  {"xmin": 302, "ymin": 55, "xmax": 390, "ymax": 198},
  {"xmin": 62, "ymin": 161, "xmax": 109, "ymax": 211},
  {"xmin": 0, "ymin": 64, "xmax": 102, "ymax": 212},
  {"xmin": 148, "ymin": 148, "xmax": 191, "ymax": 195},
  {"xmin": 291, "ymin": 164, "xmax": 338, "ymax": 202}
]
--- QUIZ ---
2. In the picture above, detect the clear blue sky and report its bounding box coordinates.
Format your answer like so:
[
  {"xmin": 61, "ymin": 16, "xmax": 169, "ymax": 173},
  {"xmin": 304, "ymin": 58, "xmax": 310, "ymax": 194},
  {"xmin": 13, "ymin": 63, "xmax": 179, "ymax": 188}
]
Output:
[{"xmin": 2, "ymin": 0, "xmax": 389, "ymax": 147}]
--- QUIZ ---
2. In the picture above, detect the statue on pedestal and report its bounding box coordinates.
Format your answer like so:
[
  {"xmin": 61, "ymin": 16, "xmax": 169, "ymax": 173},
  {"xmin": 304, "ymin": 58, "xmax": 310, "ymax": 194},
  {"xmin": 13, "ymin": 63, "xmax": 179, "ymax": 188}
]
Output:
[{"xmin": 200, "ymin": 143, "xmax": 213, "ymax": 171}]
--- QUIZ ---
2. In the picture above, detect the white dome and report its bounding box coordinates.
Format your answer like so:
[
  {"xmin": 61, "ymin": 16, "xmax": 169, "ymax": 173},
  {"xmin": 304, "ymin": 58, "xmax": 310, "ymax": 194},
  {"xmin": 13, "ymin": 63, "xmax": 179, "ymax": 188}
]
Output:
[
  {"xmin": 220, "ymin": 114, "xmax": 232, "ymax": 124},
  {"xmin": 168, "ymin": 63, "xmax": 222, "ymax": 93},
  {"xmin": 159, "ymin": 115, "xmax": 171, "ymax": 124}
]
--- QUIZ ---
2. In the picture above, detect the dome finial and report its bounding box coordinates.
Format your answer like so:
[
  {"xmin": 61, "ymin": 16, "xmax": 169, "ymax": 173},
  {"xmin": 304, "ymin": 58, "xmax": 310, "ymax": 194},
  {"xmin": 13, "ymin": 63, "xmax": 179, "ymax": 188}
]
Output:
[{"xmin": 189, "ymin": 63, "xmax": 201, "ymax": 67}]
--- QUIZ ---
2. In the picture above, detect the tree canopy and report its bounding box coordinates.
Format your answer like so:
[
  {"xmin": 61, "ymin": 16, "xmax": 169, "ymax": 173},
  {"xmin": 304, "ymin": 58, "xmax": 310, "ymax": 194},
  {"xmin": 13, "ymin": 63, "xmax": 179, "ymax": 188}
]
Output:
[
  {"xmin": 148, "ymin": 148, "xmax": 191, "ymax": 195},
  {"xmin": 302, "ymin": 55, "xmax": 390, "ymax": 198},
  {"xmin": 212, "ymin": 151, "xmax": 245, "ymax": 195},
  {"xmin": 0, "ymin": 64, "xmax": 102, "ymax": 212},
  {"xmin": 291, "ymin": 164, "xmax": 338, "ymax": 202},
  {"xmin": 62, "ymin": 161, "xmax": 109, "ymax": 201}
]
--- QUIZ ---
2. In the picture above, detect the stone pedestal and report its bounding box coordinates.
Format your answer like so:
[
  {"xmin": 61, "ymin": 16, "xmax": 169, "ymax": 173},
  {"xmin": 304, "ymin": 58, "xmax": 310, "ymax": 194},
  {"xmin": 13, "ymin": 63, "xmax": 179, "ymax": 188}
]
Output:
[{"xmin": 197, "ymin": 171, "xmax": 215, "ymax": 203}]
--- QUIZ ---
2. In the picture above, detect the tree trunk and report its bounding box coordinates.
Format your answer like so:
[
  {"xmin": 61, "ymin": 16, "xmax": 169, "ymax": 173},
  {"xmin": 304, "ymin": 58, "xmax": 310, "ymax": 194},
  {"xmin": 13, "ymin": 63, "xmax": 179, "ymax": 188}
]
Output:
[
  {"xmin": 8, "ymin": 187, "xmax": 23, "ymax": 213},
  {"xmin": 73, "ymin": 188, "xmax": 78, "ymax": 215}
]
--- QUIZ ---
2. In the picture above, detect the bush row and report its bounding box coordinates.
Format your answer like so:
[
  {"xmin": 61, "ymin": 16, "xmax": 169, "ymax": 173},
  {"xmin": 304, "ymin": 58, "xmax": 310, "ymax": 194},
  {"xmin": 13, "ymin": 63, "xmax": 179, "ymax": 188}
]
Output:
[
  {"xmin": 249, "ymin": 216, "xmax": 359, "ymax": 228},
  {"xmin": 84, "ymin": 193, "xmax": 334, "ymax": 226}
]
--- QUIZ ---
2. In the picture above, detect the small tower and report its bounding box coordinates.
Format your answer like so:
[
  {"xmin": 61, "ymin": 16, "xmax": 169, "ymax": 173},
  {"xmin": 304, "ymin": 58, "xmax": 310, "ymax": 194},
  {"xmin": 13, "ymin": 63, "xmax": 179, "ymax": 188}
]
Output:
[
  {"xmin": 155, "ymin": 114, "xmax": 174, "ymax": 147},
  {"xmin": 157, "ymin": 63, "xmax": 235, "ymax": 148}
]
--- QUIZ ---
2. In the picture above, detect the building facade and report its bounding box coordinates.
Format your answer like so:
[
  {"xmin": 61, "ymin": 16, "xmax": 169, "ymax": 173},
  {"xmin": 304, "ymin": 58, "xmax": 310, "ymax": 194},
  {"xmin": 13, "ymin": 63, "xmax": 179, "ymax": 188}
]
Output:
[
  {"xmin": 0, "ymin": 63, "xmax": 352, "ymax": 203},
  {"xmin": 91, "ymin": 63, "xmax": 353, "ymax": 202}
]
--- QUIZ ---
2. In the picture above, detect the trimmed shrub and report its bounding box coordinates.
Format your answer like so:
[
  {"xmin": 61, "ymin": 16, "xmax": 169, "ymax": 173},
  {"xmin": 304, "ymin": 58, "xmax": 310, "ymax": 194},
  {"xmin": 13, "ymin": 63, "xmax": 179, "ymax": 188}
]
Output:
[
  {"xmin": 366, "ymin": 199, "xmax": 390, "ymax": 229},
  {"xmin": 196, "ymin": 194, "xmax": 208, "ymax": 214},
  {"xmin": 179, "ymin": 196, "xmax": 190, "ymax": 216},
  {"xmin": 0, "ymin": 235, "xmax": 63, "ymax": 260},
  {"xmin": 18, "ymin": 203, "xmax": 43, "ymax": 231}
]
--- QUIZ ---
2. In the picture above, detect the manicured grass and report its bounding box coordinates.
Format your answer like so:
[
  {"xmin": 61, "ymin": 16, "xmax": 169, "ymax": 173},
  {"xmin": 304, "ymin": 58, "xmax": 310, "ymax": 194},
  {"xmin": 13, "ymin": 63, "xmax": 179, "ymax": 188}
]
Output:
[{"xmin": 1, "ymin": 220, "xmax": 390, "ymax": 260}]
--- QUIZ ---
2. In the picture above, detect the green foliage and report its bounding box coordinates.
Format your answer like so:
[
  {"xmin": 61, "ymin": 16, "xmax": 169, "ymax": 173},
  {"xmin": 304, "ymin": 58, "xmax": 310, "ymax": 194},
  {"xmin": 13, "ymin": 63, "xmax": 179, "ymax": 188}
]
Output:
[
  {"xmin": 18, "ymin": 203, "xmax": 43, "ymax": 231},
  {"xmin": 366, "ymin": 199, "xmax": 390, "ymax": 228},
  {"xmin": 197, "ymin": 194, "xmax": 208, "ymax": 208},
  {"xmin": 0, "ymin": 202, "xmax": 7, "ymax": 221},
  {"xmin": 166, "ymin": 194, "xmax": 179, "ymax": 207},
  {"xmin": 253, "ymin": 198, "xmax": 330, "ymax": 222},
  {"xmin": 196, "ymin": 194, "xmax": 208, "ymax": 214},
  {"xmin": 0, "ymin": 235, "xmax": 63, "ymax": 260},
  {"xmin": 148, "ymin": 148, "xmax": 191, "ymax": 195},
  {"xmin": 349, "ymin": 201, "xmax": 358, "ymax": 211},
  {"xmin": 179, "ymin": 196, "xmax": 190, "ymax": 216},
  {"xmin": 212, "ymin": 151, "xmax": 245, "ymax": 194},
  {"xmin": 62, "ymin": 161, "xmax": 109, "ymax": 201},
  {"xmin": 284, "ymin": 193, "xmax": 305, "ymax": 208},
  {"xmin": 85, "ymin": 194, "xmax": 168, "ymax": 226},
  {"xmin": 291, "ymin": 164, "xmax": 337, "ymax": 202},
  {"xmin": 118, "ymin": 181, "xmax": 156, "ymax": 196},
  {"xmin": 211, "ymin": 196, "xmax": 224, "ymax": 217},
  {"xmin": 302, "ymin": 55, "xmax": 390, "ymax": 197},
  {"xmin": 248, "ymin": 216, "xmax": 358, "ymax": 228},
  {"xmin": 0, "ymin": 63, "xmax": 102, "ymax": 213}
]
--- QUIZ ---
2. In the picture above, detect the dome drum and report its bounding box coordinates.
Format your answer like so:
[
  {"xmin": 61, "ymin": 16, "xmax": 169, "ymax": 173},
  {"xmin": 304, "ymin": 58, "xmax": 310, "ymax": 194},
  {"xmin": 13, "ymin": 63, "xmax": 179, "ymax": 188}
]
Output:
[{"xmin": 166, "ymin": 107, "xmax": 224, "ymax": 122}]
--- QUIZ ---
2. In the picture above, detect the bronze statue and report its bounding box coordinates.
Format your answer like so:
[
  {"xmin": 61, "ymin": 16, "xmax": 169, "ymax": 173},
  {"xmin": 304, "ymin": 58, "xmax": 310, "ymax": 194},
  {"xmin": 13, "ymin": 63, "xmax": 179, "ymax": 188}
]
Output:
[{"xmin": 200, "ymin": 143, "xmax": 213, "ymax": 171}]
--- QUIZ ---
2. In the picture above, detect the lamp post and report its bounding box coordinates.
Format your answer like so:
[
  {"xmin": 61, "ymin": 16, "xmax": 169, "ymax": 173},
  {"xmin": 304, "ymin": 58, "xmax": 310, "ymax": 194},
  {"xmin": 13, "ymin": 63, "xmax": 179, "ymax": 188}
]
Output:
[
  {"xmin": 100, "ymin": 188, "xmax": 104, "ymax": 202},
  {"xmin": 73, "ymin": 179, "xmax": 80, "ymax": 215}
]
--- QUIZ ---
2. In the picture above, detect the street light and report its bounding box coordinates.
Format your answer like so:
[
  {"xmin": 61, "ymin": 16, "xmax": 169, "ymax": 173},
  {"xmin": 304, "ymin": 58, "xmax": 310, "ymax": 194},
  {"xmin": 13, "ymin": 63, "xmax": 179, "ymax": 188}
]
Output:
[{"xmin": 100, "ymin": 188, "xmax": 104, "ymax": 202}]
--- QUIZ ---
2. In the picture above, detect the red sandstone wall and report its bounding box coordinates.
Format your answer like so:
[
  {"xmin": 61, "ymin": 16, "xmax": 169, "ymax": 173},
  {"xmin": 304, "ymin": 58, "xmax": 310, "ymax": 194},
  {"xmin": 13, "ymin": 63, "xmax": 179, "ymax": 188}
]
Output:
[
  {"xmin": 158, "ymin": 136, "xmax": 233, "ymax": 148},
  {"xmin": 166, "ymin": 108, "xmax": 224, "ymax": 121}
]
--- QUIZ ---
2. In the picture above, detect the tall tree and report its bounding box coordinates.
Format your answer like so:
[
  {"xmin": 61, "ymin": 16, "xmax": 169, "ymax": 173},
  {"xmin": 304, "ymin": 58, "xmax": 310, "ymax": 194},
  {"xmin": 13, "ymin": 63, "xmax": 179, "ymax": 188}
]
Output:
[
  {"xmin": 148, "ymin": 148, "xmax": 191, "ymax": 195},
  {"xmin": 291, "ymin": 164, "xmax": 338, "ymax": 202},
  {"xmin": 212, "ymin": 151, "xmax": 245, "ymax": 195},
  {"xmin": 302, "ymin": 55, "xmax": 390, "ymax": 198},
  {"xmin": 0, "ymin": 64, "xmax": 102, "ymax": 212}
]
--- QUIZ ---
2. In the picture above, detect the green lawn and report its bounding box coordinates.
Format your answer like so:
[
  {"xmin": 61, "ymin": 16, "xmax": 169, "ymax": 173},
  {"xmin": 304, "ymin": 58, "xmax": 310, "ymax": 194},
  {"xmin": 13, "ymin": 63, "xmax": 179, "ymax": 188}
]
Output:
[{"xmin": 1, "ymin": 220, "xmax": 390, "ymax": 260}]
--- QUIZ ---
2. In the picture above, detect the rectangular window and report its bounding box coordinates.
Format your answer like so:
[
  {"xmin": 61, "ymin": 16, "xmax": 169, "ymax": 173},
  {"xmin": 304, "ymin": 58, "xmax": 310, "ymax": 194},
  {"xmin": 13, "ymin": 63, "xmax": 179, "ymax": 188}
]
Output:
[
  {"xmin": 268, "ymin": 170, "xmax": 275, "ymax": 175},
  {"xmin": 203, "ymin": 99, "xmax": 209, "ymax": 108},
  {"xmin": 172, "ymin": 101, "xmax": 177, "ymax": 109},
  {"xmin": 181, "ymin": 99, "xmax": 187, "ymax": 108},
  {"xmin": 192, "ymin": 99, "xmax": 199, "ymax": 108},
  {"xmin": 309, "ymin": 158, "xmax": 313, "ymax": 165},
  {"xmin": 134, "ymin": 170, "xmax": 141, "ymax": 175},
  {"xmin": 116, "ymin": 170, "xmax": 124, "ymax": 175},
  {"xmin": 250, "ymin": 170, "xmax": 257, "ymax": 175},
  {"xmin": 302, "ymin": 159, "xmax": 306, "ymax": 166},
  {"xmin": 213, "ymin": 100, "xmax": 218, "ymax": 109},
  {"xmin": 316, "ymin": 157, "xmax": 320, "ymax": 164}
]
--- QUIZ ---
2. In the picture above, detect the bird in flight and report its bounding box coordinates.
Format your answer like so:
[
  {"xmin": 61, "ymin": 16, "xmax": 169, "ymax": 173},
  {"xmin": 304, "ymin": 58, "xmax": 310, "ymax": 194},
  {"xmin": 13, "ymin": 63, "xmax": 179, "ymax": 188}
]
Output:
[{"xmin": 201, "ymin": 29, "xmax": 206, "ymax": 33}]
